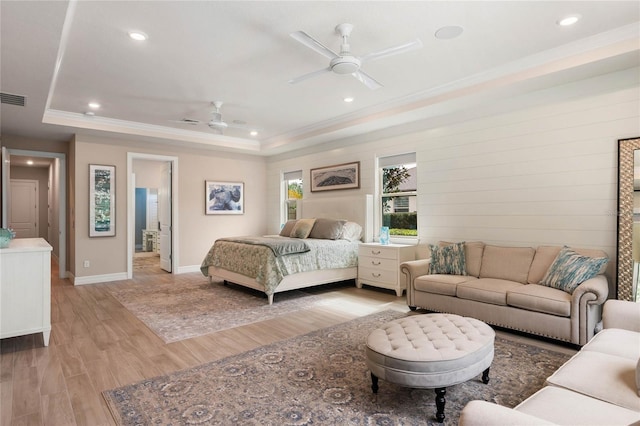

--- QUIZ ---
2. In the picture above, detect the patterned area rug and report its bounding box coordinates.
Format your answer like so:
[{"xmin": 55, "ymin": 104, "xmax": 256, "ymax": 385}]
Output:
[
  {"xmin": 106, "ymin": 275, "xmax": 334, "ymax": 343},
  {"xmin": 103, "ymin": 310, "xmax": 571, "ymax": 425}
]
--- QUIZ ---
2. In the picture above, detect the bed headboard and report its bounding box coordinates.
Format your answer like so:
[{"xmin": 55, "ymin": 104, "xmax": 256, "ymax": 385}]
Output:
[{"xmin": 300, "ymin": 194, "xmax": 373, "ymax": 242}]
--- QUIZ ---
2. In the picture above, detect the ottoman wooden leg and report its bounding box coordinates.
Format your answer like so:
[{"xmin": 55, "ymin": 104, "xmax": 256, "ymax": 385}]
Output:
[
  {"xmin": 370, "ymin": 372, "xmax": 379, "ymax": 393},
  {"xmin": 435, "ymin": 387, "xmax": 446, "ymax": 422},
  {"xmin": 482, "ymin": 367, "xmax": 490, "ymax": 384}
]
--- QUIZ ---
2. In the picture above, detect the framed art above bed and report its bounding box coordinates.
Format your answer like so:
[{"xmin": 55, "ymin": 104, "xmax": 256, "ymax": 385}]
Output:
[{"xmin": 310, "ymin": 161, "xmax": 360, "ymax": 192}]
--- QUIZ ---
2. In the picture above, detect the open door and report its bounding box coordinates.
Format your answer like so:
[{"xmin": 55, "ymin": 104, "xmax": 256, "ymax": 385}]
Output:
[
  {"xmin": 1, "ymin": 147, "xmax": 10, "ymax": 228},
  {"xmin": 159, "ymin": 162, "xmax": 172, "ymax": 272}
]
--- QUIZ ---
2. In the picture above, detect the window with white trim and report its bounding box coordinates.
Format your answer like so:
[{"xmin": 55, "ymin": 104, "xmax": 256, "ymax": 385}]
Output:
[
  {"xmin": 379, "ymin": 153, "xmax": 417, "ymax": 238},
  {"xmin": 283, "ymin": 170, "xmax": 303, "ymax": 222}
]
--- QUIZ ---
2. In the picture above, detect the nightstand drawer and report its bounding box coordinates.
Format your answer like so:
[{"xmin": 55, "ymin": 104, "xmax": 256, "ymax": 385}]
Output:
[
  {"xmin": 358, "ymin": 256, "xmax": 397, "ymax": 271},
  {"xmin": 358, "ymin": 266, "xmax": 397, "ymax": 284},
  {"xmin": 358, "ymin": 245, "xmax": 398, "ymax": 260}
]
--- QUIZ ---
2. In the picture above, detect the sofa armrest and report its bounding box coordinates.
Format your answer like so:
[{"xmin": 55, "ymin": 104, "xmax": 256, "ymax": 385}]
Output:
[
  {"xmin": 459, "ymin": 401, "xmax": 556, "ymax": 426},
  {"xmin": 571, "ymin": 275, "xmax": 609, "ymax": 305},
  {"xmin": 400, "ymin": 259, "xmax": 430, "ymax": 308},
  {"xmin": 602, "ymin": 299, "xmax": 640, "ymax": 332}
]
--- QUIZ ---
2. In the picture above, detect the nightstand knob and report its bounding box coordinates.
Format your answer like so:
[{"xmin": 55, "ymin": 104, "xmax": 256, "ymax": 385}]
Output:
[
  {"xmin": 372, "ymin": 272, "xmax": 381, "ymax": 278},
  {"xmin": 371, "ymin": 260, "xmax": 381, "ymax": 266},
  {"xmin": 371, "ymin": 250, "xmax": 381, "ymax": 255}
]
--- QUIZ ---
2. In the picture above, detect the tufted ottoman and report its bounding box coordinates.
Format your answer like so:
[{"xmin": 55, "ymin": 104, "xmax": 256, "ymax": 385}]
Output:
[{"xmin": 365, "ymin": 313, "xmax": 495, "ymax": 422}]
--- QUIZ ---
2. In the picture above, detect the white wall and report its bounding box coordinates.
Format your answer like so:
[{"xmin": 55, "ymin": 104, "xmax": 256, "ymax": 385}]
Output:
[{"xmin": 267, "ymin": 70, "xmax": 640, "ymax": 295}]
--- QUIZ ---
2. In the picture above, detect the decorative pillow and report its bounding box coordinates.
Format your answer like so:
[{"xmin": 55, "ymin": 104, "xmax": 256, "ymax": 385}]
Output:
[
  {"xmin": 340, "ymin": 222, "xmax": 363, "ymax": 242},
  {"xmin": 279, "ymin": 220, "xmax": 298, "ymax": 237},
  {"xmin": 539, "ymin": 246, "xmax": 609, "ymax": 294},
  {"xmin": 290, "ymin": 218, "xmax": 316, "ymax": 239},
  {"xmin": 309, "ymin": 218, "xmax": 346, "ymax": 240},
  {"xmin": 429, "ymin": 242, "xmax": 467, "ymax": 275}
]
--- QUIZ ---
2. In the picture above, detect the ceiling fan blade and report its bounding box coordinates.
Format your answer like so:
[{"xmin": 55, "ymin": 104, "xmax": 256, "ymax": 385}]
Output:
[
  {"xmin": 288, "ymin": 67, "xmax": 332, "ymax": 85},
  {"xmin": 170, "ymin": 119, "xmax": 200, "ymax": 125},
  {"xmin": 352, "ymin": 70, "xmax": 382, "ymax": 90},
  {"xmin": 360, "ymin": 38, "xmax": 423, "ymax": 63},
  {"xmin": 290, "ymin": 31, "xmax": 339, "ymax": 59}
]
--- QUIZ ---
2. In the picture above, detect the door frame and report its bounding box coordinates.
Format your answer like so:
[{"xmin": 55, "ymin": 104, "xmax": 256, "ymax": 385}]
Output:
[
  {"xmin": 2, "ymin": 148, "xmax": 67, "ymax": 278},
  {"xmin": 126, "ymin": 152, "xmax": 179, "ymax": 278}
]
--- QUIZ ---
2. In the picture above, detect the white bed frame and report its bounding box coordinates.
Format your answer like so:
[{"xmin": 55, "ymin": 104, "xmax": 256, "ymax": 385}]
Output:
[{"xmin": 207, "ymin": 194, "xmax": 373, "ymax": 304}]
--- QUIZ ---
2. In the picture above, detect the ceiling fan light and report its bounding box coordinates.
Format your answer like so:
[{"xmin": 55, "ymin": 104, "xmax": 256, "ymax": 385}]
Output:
[{"xmin": 330, "ymin": 57, "xmax": 361, "ymax": 74}]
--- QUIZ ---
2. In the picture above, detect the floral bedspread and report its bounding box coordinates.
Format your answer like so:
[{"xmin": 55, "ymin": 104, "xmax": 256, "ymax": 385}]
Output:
[{"xmin": 200, "ymin": 237, "xmax": 359, "ymax": 295}]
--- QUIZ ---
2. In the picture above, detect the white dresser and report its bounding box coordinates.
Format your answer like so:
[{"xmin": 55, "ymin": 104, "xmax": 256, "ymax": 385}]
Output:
[
  {"xmin": 357, "ymin": 242, "xmax": 415, "ymax": 297},
  {"xmin": 0, "ymin": 238, "xmax": 52, "ymax": 346}
]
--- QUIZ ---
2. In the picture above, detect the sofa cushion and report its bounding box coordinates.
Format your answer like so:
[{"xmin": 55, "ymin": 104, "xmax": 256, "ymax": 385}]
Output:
[
  {"xmin": 429, "ymin": 242, "xmax": 467, "ymax": 275},
  {"xmin": 506, "ymin": 284, "xmax": 571, "ymax": 317},
  {"xmin": 414, "ymin": 274, "xmax": 477, "ymax": 296},
  {"xmin": 546, "ymin": 350, "xmax": 640, "ymax": 411},
  {"xmin": 515, "ymin": 386, "xmax": 640, "ymax": 426},
  {"xmin": 539, "ymin": 246, "xmax": 608, "ymax": 294},
  {"xmin": 479, "ymin": 245, "xmax": 535, "ymax": 284},
  {"xmin": 528, "ymin": 245, "xmax": 608, "ymax": 284},
  {"xmin": 439, "ymin": 241, "xmax": 485, "ymax": 277},
  {"xmin": 581, "ymin": 328, "xmax": 640, "ymax": 360},
  {"xmin": 456, "ymin": 278, "xmax": 523, "ymax": 306}
]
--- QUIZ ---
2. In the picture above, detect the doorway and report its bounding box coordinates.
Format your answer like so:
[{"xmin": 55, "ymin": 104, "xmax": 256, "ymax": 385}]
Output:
[
  {"xmin": 127, "ymin": 153, "xmax": 179, "ymax": 279},
  {"xmin": 1, "ymin": 147, "xmax": 66, "ymax": 278}
]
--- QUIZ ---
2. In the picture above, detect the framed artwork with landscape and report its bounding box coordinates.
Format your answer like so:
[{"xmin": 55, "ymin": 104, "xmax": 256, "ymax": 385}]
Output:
[
  {"xmin": 206, "ymin": 181, "xmax": 244, "ymax": 214},
  {"xmin": 310, "ymin": 161, "xmax": 360, "ymax": 192},
  {"xmin": 89, "ymin": 164, "xmax": 116, "ymax": 237}
]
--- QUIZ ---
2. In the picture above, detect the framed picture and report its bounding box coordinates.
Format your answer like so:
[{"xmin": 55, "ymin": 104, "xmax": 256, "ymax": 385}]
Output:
[
  {"xmin": 310, "ymin": 161, "xmax": 360, "ymax": 192},
  {"xmin": 206, "ymin": 181, "xmax": 244, "ymax": 214},
  {"xmin": 89, "ymin": 164, "xmax": 116, "ymax": 237}
]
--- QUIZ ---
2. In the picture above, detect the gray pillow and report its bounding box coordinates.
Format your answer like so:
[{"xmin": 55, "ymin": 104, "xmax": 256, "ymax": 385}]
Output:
[
  {"xmin": 309, "ymin": 218, "xmax": 346, "ymax": 240},
  {"xmin": 279, "ymin": 220, "xmax": 298, "ymax": 237}
]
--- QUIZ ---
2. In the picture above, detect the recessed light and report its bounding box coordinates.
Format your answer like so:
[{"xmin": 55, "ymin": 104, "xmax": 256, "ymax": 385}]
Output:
[
  {"xmin": 250, "ymin": 130, "xmax": 258, "ymax": 137},
  {"xmin": 128, "ymin": 31, "xmax": 148, "ymax": 41},
  {"xmin": 557, "ymin": 15, "xmax": 580, "ymax": 26},
  {"xmin": 88, "ymin": 102, "xmax": 100, "ymax": 109},
  {"xmin": 26, "ymin": 160, "xmax": 34, "ymax": 165},
  {"xmin": 435, "ymin": 26, "xmax": 464, "ymax": 40},
  {"xmin": 343, "ymin": 97, "xmax": 354, "ymax": 103}
]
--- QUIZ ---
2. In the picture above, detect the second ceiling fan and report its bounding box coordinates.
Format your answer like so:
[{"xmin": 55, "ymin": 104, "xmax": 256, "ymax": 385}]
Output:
[{"xmin": 288, "ymin": 23, "xmax": 423, "ymax": 90}]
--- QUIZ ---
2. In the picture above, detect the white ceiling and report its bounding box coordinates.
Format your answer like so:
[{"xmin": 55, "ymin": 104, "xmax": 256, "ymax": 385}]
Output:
[{"xmin": 1, "ymin": 1, "xmax": 639, "ymax": 156}]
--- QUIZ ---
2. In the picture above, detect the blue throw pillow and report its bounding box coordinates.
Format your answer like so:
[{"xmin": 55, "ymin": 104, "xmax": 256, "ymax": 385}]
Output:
[
  {"xmin": 540, "ymin": 246, "xmax": 608, "ymax": 294},
  {"xmin": 429, "ymin": 242, "xmax": 467, "ymax": 276}
]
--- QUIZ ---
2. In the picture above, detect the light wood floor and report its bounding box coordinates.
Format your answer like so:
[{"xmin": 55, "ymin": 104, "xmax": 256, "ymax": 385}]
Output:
[{"xmin": 0, "ymin": 262, "xmax": 576, "ymax": 426}]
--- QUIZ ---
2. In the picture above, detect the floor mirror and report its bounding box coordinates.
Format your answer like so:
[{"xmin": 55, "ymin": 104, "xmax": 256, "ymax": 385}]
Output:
[{"xmin": 617, "ymin": 137, "xmax": 640, "ymax": 302}]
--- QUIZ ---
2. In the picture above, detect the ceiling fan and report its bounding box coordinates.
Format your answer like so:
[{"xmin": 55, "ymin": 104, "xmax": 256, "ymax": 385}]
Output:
[
  {"xmin": 173, "ymin": 101, "xmax": 256, "ymax": 135},
  {"xmin": 288, "ymin": 23, "xmax": 423, "ymax": 90}
]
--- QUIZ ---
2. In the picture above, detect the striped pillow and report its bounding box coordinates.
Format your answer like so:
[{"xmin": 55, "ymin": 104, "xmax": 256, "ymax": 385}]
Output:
[
  {"xmin": 540, "ymin": 246, "xmax": 608, "ymax": 293},
  {"xmin": 429, "ymin": 242, "xmax": 467, "ymax": 276}
]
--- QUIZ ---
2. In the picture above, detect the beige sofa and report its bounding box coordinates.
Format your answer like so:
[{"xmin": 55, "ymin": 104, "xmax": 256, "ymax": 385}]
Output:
[
  {"xmin": 400, "ymin": 243, "xmax": 609, "ymax": 345},
  {"xmin": 458, "ymin": 299, "xmax": 640, "ymax": 425}
]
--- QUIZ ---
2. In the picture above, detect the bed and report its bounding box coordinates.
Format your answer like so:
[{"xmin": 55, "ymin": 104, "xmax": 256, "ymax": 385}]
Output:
[{"xmin": 200, "ymin": 194, "xmax": 373, "ymax": 304}]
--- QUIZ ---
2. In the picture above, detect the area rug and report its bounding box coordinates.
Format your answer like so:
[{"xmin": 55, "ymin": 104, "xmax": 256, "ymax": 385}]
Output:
[
  {"xmin": 106, "ymin": 275, "xmax": 336, "ymax": 343},
  {"xmin": 103, "ymin": 310, "xmax": 572, "ymax": 425}
]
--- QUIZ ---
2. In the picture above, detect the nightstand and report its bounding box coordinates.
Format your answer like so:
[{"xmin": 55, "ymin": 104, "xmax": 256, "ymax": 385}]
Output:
[{"xmin": 357, "ymin": 242, "xmax": 415, "ymax": 296}]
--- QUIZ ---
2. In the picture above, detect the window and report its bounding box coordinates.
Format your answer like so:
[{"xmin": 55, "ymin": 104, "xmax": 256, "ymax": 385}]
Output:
[
  {"xmin": 380, "ymin": 153, "xmax": 417, "ymax": 237},
  {"xmin": 283, "ymin": 170, "xmax": 303, "ymax": 221}
]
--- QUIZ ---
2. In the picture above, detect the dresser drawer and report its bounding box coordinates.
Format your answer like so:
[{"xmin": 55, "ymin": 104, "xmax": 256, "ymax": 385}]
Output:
[{"xmin": 358, "ymin": 266, "xmax": 398, "ymax": 285}]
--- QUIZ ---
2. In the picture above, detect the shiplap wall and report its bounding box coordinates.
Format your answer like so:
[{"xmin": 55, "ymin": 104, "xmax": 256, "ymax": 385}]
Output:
[{"xmin": 266, "ymin": 70, "xmax": 640, "ymax": 286}]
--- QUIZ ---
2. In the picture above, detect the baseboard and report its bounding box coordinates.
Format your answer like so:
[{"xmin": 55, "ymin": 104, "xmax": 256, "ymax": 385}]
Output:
[
  {"xmin": 73, "ymin": 272, "xmax": 128, "ymax": 285},
  {"xmin": 176, "ymin": 265, "xmax": 201, "ymax": 274}
]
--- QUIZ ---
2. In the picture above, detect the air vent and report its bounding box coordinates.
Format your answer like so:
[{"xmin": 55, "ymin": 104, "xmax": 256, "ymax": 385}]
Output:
[{"xmin": 0, "ymin": 92, "xmax": 26, "ymax": 107}]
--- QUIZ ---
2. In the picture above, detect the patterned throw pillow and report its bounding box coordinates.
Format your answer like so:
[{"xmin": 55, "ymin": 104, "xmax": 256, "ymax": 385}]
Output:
[
  {"xmin": 290, "ymin": 218, "xmax": 316, "ymax": 239},
  {"xmin": 429, "ymin": 242, "xmax": 467, "ymax": 275},
  {"xmin": 539, "ymin": 246, "xmax": 608, "ymax": 294}
]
